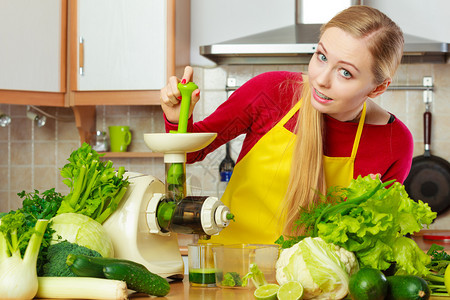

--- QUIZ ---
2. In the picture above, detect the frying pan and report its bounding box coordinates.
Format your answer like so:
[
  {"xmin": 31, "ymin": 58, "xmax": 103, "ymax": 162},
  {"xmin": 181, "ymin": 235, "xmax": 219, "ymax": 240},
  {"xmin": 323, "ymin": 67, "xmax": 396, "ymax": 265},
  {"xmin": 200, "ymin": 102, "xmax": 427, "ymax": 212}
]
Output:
[{"xmin": 404, "ymin": 109, "xmax": 450, "ymax": 215}]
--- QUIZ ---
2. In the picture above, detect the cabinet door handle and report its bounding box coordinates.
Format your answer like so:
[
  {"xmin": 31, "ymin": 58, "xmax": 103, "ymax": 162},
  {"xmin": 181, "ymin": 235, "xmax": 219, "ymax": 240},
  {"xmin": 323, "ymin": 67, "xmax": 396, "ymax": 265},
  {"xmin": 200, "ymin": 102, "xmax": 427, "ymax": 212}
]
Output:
[{"xmin": 79, "ymin": 37, "xmax": 85, "ymax": 76}]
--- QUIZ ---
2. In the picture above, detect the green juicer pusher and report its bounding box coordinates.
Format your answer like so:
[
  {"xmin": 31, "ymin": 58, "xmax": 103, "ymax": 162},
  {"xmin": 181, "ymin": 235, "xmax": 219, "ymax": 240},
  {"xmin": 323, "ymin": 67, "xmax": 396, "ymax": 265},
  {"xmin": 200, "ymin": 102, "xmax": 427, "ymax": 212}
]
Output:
[
  {"xmin": 165, "ymin": 82, "xmax": 198, "ymax": 204},
  {"xmin": 177, "ymin": 81, "xmax": 198, "ymax": 134}
]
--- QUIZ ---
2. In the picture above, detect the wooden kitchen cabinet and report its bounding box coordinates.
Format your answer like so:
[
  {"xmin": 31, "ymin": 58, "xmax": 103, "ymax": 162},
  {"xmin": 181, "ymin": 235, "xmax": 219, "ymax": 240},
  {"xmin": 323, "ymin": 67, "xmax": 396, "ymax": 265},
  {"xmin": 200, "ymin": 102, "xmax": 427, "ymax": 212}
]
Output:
[
  {"xmin": 0, "ymin": 0, "xmax": 190, "ymax": 147},
  {"xmin": 0, "ymin": 0, "xmax": 67, "ymax": 106},
  {"xmin": 70, "ymin": 0, "xmax": 190, "ymax": 145},
  {"xmin": 75, "ymin": 0, "xmax": 167, "ymax": 91}
]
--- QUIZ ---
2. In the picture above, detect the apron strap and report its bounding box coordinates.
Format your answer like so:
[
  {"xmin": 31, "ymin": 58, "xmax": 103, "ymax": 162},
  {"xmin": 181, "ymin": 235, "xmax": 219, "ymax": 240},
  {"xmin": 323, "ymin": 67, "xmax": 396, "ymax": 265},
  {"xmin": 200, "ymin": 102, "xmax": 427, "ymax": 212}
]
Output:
[
  {"xmin": 350, "ymin": 102, "xmax": 367, "ymax": 158},
  {"xmin": 278, "ymin": 100, "xmax": 302, "ymax": 127}
]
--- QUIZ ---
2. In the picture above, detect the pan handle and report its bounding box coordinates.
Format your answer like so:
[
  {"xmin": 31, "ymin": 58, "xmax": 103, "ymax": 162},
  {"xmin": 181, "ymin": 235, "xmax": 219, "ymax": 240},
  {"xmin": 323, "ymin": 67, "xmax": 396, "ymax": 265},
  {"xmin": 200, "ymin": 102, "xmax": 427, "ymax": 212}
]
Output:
[{"xmin": 424, "ymin": 111, "xmax": 431, "ymax": 157}]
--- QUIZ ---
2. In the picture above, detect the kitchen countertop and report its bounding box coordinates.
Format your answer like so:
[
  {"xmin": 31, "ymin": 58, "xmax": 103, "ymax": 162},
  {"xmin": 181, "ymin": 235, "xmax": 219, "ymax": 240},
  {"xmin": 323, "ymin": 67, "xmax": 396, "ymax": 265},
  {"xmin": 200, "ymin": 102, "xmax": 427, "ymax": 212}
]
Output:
[
  {"xmin": 129, "ymin": 279, "xmax": 257, "ymax": 300},
  {"xmin": 127, "ymin": 278, "xmax": 448, "ymax": 299},
  {"xmin": 36, "ymin": 230, "xmax": 450, "ymax": 299}
]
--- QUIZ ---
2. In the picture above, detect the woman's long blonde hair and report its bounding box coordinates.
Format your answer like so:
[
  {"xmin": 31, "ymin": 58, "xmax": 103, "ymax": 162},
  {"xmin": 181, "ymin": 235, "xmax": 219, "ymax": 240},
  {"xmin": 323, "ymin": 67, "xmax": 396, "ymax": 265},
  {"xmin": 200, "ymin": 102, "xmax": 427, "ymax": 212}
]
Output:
[{"xmin": 282, "ymin": 5, "xmax": 404, "ymax": 236}]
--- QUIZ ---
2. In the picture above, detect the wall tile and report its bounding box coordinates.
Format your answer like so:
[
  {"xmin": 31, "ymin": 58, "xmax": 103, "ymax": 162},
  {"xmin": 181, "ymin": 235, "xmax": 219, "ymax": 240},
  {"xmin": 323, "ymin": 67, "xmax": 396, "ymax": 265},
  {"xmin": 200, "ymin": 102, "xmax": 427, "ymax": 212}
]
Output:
[
  {"xmin": 129, "ymin": 116, "xmax": 152, "ymax": 146},
  {"xmin": 0, "ymin": 126, "xmax": 9, "ymax": 140},
  {"xmin": 392, "ymin": 64, "xmax": 408, "ymax": 85},
  {"xmin": 33, "ymin": 166, "xmax": 57, "ymax": 192},
  {"xmin": 9, "ymin": 191, "xmax": 22, "ymax": 210},
  {"xmin": 0, "ymin": 142, "xmax": 8, "ymax": 166},
  {"xmin": 0, "ymin": 167, "xmax": 9, "ymax": 190},
  {"xmin": 379, "ymin": 90, "xmax": 408, "ymax": 119},
  {"xmin": 127, "ymin": 157, "xmax": 155, "ymax": 171},
  {"xmin": 148, "ymin": 106, "xmax": 165, "ymax": 133},
  {"xmin": 434, "ymin": 64, "xmax": 450, "ymax": 87},
  {"xmin": 57, "ymin": 120, "xmax": 79, "ymax": 141},
  {"xmin": 56, "ymin": 107, "xmax": 73, "ymax": 117},
  {"xmin": 105, "ymin": 116, "xmax": 129, "ymax": 128},
  {"xmin": 433, "ymin": 87, "xmax": 450, "ymax": 117},
  {"xmin": 10, "ymin": 166, "xmax": 32, "ymax": 192},
  {"xmin": 412, "ymin": 141, "xmax": 425, "ymax": 157},
  {"xmin": 227, "ymin": 65, "xmax": 253, "ymax": 87},
  {"xmin": 405, "ymin": 91, "xmax": 424, "ymax": 116},
  {"xmin": 0, "ymin": 191, "xmax": 8, "ymax": 212},
  {"xmin": 34, "ymin": 142, "xmax": 56, "ymax": 166},
  {"xmin": 105, "ymin": 105, "xmax": 130, "ymax": 116},
  {"xmin": 56, "ymin": 141, "xmax": 81, "ymax": 168},
  {"xmin": 129, "ymin": 105, "xmax": 153, "ymax": 117},
  {"xmin": 253, "ymin": 65, "xmax": 279, "ymax": 76},
  {"xmin": 204, "ymin": 67, "xmax": 227, "ymax": 90},
  {"xmin": 406, "ymin": 64, "xmax": 434, "ymax": 85},
  {"xmin": 202, "ymin": 91, "xmax": 228, "ymax": 117},
  {"xmin": 9, "ymin": 105, "xmax": 26, "ymax": 117},
  {"xmin": 192, "ymin": 67, "xmax": 205, "ymax": 91},
  {"xmin": 10, "ymin": 117, "xmax": 31, "ymax": 141},
  {"xmin": 95, "ymin": 106, "xmax": 107, "ymax": 131},
  {"xmin": 279, "ymin": 65, "xmax": 308, "ymax": 73},
  {"xmin": 10, "ymin": 142, "xmax": 31, "ymax": 166},
  {"xmin": 34, "ymin": 118, "xmax": 56, "ymax": 141},
  {"xmin": 55, "ymin": 175, "xmax": 70, "ymax": 196}
]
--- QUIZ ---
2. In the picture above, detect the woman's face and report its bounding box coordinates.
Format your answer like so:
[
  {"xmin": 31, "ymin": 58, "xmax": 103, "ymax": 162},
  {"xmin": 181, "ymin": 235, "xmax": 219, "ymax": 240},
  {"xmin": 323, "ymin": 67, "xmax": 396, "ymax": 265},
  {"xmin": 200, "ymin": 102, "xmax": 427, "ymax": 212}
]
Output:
[{"xmin": 308, "ymin": 27, "xmax": 386, "ymax": 121}]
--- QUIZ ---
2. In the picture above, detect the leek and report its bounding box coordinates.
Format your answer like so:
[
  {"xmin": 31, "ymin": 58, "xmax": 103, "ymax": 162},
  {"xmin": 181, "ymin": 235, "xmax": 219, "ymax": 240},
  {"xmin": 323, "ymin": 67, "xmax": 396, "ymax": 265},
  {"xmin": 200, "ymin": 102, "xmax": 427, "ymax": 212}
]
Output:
[{"xmin": 36, "ymin": 277, "xmax": 128, "ymax": 300}]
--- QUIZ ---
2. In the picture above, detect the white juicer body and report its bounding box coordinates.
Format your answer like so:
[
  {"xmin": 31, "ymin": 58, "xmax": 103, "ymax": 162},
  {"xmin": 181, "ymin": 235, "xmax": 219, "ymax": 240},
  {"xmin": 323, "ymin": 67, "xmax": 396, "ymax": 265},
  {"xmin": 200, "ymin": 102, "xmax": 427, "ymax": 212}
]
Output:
[{"xmin": 102, "ymin": 172, "xmax": 184, "ymax": 278}]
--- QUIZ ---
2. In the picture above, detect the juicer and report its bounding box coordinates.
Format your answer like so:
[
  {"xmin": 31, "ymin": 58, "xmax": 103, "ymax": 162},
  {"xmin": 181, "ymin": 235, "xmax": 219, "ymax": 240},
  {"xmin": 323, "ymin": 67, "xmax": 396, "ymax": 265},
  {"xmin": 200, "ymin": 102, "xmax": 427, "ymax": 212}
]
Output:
[{"xmin": 102, "ymin": 83, "xmax": 233, "ymax": 279}]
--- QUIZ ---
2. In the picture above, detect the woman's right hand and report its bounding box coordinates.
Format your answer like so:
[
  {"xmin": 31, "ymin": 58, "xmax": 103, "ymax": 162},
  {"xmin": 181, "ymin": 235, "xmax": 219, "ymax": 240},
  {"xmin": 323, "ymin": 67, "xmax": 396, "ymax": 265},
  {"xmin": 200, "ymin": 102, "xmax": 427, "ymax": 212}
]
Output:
[{"xmin": 160, "ymin": 66, "xmax": 201, "ymax": 124}]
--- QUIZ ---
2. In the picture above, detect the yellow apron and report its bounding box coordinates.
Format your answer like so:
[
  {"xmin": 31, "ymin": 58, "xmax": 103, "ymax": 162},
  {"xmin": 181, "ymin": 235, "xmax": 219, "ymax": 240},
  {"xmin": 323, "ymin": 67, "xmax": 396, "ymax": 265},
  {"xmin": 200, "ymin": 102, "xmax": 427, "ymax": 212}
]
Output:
[{"xmin": 209, "ymin": 100, "xmax": 366, "ymax": 245}]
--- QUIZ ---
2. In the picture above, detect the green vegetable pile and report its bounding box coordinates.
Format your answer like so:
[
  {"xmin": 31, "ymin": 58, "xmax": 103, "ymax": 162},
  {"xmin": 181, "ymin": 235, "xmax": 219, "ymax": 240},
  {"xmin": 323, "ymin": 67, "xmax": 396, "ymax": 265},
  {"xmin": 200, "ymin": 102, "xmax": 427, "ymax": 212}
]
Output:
[
  {"xmin": 279, "ymin": 175, "xmax": 436, "ymax": 278},
  {"xmin": 0, "ymin": 143, "xmax": 154, "ymax": 298},
  {"xmin": 0, "ymin": 143, "xmax": 129, "ymax": 276},
  {"xmin": 57, "ymin": 143, "xmax": 129, "ymax": 224}
]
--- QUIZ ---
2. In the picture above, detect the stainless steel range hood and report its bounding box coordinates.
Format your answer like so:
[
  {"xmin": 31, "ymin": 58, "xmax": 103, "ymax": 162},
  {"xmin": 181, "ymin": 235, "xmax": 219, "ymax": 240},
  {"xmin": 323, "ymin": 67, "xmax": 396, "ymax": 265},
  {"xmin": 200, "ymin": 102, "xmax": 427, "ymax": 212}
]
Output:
[{"xmin": 200, "ymin": 1, "xmax": 449, "ymax": 65}]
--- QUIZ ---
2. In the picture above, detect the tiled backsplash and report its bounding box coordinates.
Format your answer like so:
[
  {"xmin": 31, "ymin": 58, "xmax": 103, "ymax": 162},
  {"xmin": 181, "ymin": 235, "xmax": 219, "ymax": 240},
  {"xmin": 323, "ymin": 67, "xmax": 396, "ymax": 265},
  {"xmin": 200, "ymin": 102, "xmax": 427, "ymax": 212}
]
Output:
[{"xmin": 1, "ymin": 63, "xmax": 450, "ymax": 228}]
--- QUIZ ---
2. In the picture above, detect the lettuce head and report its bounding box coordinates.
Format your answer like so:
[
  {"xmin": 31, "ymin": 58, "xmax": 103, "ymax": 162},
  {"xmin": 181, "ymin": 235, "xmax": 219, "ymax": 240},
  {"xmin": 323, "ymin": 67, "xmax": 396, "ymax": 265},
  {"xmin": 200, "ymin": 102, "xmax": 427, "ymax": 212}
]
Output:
[{"xmin": 276, "ymin": 237, "xmax": 358, "ymax": 299}]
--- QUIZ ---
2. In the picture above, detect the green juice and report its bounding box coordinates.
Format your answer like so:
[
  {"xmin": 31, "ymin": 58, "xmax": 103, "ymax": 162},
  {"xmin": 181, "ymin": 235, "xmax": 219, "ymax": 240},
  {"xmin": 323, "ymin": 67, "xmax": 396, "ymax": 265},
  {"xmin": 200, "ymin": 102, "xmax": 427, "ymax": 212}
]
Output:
[{"xmin": 189, "ymin": 268, "xmax": 216, "ymax": 285}]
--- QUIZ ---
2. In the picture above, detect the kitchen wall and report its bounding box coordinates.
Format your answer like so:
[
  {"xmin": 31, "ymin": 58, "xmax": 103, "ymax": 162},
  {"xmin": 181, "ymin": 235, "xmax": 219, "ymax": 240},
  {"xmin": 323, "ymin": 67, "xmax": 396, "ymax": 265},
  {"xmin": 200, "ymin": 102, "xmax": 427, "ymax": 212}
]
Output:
[{"xmin": 1, "ymin": 62, "xmax": 450, "ymax": 228}]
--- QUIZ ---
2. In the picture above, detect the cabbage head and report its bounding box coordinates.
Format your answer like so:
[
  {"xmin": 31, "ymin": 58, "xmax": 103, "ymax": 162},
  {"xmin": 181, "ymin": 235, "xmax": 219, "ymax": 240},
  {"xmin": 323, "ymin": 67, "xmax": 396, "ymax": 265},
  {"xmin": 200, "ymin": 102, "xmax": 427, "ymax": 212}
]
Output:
[
  {"xmin": 50, "ymin": 213, "xmax": 114, "ymax": 257},
  {"xmin": 276, "ymin": 237, "xmax": 358, "ymax": 299}
]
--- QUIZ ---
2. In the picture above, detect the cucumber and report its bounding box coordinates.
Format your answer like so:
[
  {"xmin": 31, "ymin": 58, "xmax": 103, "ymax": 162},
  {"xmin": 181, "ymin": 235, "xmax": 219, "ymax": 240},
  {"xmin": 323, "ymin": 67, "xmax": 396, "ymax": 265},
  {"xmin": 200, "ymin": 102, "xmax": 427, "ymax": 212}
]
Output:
[
  {"xmin": 103, "ymin": 262, "xmax": 170, "ymax": 297},
  {"xmin": 66, "ymin": 254, "xmax": 170, "ymax": 297},
  {"xmin": 386, "ymin": 275, "xmax": 430, "ymax": 300},
  {"xmin": 349, "ymin": 267, "xmax": 388, "ymax": 300},
  {"xmin": 66, "ymin": 254, "xmax": 146, "ymax": 278}
]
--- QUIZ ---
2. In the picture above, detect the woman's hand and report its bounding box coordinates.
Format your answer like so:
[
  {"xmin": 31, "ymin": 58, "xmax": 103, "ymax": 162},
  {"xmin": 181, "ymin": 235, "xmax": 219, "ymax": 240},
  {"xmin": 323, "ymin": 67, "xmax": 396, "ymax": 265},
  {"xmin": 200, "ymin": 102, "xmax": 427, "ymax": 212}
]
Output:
[{"xmin": 160, "ymin": 66, "xmax": 201, "ymax": 123}]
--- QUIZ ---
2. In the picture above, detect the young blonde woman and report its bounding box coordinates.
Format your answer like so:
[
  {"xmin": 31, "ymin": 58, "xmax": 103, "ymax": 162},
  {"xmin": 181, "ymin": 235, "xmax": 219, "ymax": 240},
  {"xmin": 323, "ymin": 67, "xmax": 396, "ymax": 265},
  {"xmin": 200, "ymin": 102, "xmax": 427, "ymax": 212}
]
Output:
[{"xmin": 160, "ymin": 6, "xmax": 413, "ymax": 244}]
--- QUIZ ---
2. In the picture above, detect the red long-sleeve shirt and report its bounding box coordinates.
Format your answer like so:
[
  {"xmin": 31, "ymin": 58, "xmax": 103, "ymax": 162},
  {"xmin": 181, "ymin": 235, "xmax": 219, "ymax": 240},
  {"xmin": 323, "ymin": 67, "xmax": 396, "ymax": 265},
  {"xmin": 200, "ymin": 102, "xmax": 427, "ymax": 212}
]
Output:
[{"xmin": 165, "ymin": 71, "xmax": 414, "ymax": 183}]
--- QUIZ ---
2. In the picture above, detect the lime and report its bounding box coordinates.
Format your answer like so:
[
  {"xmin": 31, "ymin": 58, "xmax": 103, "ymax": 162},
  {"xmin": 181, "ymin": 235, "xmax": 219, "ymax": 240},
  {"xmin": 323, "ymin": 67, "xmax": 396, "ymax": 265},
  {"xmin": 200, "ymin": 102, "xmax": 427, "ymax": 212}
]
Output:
[
  {"xmin": 277, "ymin": 281, "xmax": 304, "ymax": 300},
  {"xmin": 254, "ymin": 284, "xmax": 280, "ymax": 300},
  {"xmin": 349, "ymin": 268, "xmax": 387, "ymax": 300}
]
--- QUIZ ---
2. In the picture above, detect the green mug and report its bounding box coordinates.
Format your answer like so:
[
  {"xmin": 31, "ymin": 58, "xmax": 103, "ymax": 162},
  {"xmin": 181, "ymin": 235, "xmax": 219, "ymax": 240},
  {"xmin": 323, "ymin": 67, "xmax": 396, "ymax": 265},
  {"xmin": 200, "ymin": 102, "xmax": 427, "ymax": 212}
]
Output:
[{"xmin": 108, "ymin": 126, "xmax": 132, "ymax": 152}]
